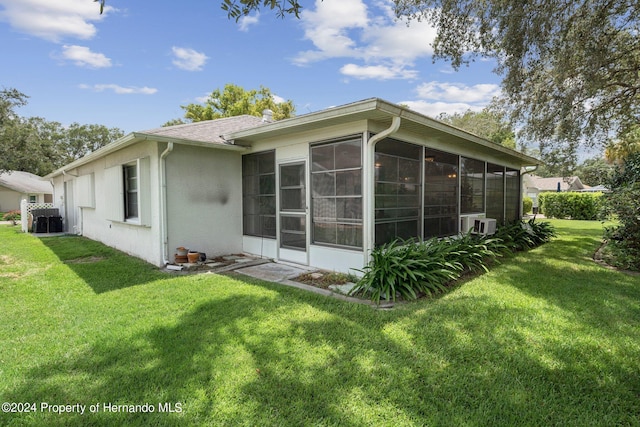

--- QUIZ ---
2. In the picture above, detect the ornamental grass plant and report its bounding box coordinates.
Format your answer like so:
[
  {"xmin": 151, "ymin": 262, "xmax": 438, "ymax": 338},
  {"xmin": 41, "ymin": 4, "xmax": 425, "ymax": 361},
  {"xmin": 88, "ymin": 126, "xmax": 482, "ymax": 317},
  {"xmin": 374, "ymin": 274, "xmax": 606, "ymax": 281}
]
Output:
[{"xmin": 352, "ymin": 219, "xmax": 556, "ymax": 304}]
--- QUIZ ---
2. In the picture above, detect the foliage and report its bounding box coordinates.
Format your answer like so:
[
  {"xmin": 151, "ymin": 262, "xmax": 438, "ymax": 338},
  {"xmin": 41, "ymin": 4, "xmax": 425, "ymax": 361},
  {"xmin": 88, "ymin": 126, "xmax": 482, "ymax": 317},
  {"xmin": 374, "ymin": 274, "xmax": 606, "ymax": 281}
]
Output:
[
  {"xmin": 493, "ymin": 218, "xmax": 556, "ymax": 252},
  {"xmin": 395, "ymin": 1, "xmax": 640, "ymax": 146},
  {"xmin": 573, "ymin": 157, "xmax": 614, "ymax": 186},
  {"xmin": 351, "ymin": 221, "xmax": 555, "ymax": 305},
  {"xmin": 169, "ymin": 83, "xmax": 295, "ymax": 125},
  {"xmin": 351, "ymin": 239, "xmax": 461, "ymax": 304},
  {"xmin": 2, "ymin": 210, "xmax": 21, "ymax": 224},
  {"xmin": 0, "ymin": 88, "xmax": 124, "ymax": 175},
  {"xmin": 437, "ymin": 104, "xmax": 516, "ymax": 148},
  {"xmin": 605, "ymin": 125, "xmax": 640, "ymax": 165},
  {"xmin": 539, "ymin": 192, "xmax": 604, "ymax": 220},
  {"xmin": 523, "ymin": 196, "xmax": 533, "ymax": 214},
  {"xmin": 601, "ymin": 152, "xmax": 640, "ymax": 270}
]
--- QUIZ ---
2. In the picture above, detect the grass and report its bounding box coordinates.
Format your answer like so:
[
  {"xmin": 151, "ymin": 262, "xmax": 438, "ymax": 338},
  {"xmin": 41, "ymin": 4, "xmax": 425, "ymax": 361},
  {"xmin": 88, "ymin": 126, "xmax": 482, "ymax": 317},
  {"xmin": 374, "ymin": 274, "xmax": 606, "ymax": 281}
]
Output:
[{"xmin": 1, "ymin": 220, "xmax": 639, "ymax": 426}]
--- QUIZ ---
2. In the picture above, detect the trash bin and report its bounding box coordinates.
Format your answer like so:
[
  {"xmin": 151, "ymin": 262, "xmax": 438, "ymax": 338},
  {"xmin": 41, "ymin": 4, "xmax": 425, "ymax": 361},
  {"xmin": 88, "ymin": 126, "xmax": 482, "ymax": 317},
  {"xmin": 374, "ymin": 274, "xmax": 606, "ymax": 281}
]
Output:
[
  {"xmin": 34, "ymin": 216, "xmax": 48, "ymax": 233},
  {"xmin": 48, "ymin": 216, "xmax": 63, "ymax": 233}
]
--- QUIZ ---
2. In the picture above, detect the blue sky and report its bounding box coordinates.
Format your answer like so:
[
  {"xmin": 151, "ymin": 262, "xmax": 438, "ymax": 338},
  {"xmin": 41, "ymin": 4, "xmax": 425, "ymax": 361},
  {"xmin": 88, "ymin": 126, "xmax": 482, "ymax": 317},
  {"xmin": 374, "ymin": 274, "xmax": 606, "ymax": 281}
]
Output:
[{"xmin": 0, "ymin": 0, "xmax": 503, "ymax": 134}]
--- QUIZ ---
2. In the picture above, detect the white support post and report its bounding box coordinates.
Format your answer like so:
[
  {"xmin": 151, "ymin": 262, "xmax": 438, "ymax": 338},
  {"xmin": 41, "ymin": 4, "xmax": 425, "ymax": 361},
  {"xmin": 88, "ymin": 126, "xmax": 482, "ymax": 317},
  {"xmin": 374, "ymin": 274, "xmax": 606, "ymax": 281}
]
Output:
[{"xmin": 20, "ymin": 199, "xmax": 28, "ymax": 232}]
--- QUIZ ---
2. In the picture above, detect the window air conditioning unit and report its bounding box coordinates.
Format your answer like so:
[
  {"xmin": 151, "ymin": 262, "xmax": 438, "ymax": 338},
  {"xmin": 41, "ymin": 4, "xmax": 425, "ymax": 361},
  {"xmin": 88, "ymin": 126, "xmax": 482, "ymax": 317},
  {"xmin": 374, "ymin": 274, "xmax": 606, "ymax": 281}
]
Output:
[
  {"xmin": 473, "ymin": 218, "xmax": 497, "ymax": 236},
  {"xmin": 460, "ymin": 216, "xmax": 477, "ymax": 233}
]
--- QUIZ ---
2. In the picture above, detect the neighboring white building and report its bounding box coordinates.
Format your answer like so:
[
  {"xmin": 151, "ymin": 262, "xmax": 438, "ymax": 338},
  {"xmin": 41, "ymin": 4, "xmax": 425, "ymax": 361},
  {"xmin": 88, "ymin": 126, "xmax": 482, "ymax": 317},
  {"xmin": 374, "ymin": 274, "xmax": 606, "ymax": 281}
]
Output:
[
  {"xmin": 0, "ymin": 170, "xmax": 53, "ymax": 212},
  {"xmin": 46, "ymin": 98, "xmax": 539, "ymax": 273}
]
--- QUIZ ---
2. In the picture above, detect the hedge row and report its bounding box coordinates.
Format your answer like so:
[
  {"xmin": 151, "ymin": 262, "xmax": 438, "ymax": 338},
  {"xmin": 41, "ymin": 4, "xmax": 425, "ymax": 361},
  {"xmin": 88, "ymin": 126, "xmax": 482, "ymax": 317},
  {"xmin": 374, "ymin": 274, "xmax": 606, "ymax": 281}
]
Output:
[{"xmin": 538, "ymin": 191, "xmax": 604, "ymax": 220}]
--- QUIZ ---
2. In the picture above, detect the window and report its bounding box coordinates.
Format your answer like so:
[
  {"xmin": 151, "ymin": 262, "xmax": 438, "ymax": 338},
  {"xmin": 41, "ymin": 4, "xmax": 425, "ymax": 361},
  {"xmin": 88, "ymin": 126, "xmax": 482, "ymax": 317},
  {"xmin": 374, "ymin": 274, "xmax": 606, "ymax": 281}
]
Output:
[
  {"xmin": 242, "ymin": 151, "xmax": 276, "ymax": 238},
  {"xmin": 104, "ymin": 158, "xmax": 150, "ymax": 225},
  {"xmin": 28, "ymin": 195, "xmax": 37, "ymax": 203},
  {"xmin": 375, "ymin": 139, "xmax": 422, "ymax": 245},
  {"xmin": 124, "ymin": 163, "xmax": 138, "ymax": 219},
  {"xmin": 311, "ymin": 137, "xmax": 362, "ymax": 248},
  {"xmin": 460, "ymin": 157, "xmax": 485, "ymax": 214},
  {"xmin": 505, "ymin": 168, "xmax": 520, "ymax": 222},
  {"xmin": 424, "ymin": 149, "xmax": 459, "ymax": 238},
  {"xmin": 486, "ymin": 163, "xmax": 505, "ymax": 224}
]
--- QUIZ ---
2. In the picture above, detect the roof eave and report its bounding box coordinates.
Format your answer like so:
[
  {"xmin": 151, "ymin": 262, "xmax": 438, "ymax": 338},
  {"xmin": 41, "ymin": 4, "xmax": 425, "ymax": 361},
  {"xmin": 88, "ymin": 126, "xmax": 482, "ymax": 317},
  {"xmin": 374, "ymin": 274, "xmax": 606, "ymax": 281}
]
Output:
[
  {"xmin": 45, "ymin": 131, "xmax": 250, "ymax": 179},
  {"xmin": 226, "ymin": 97, "xmax": 540, "ymax": 167}
]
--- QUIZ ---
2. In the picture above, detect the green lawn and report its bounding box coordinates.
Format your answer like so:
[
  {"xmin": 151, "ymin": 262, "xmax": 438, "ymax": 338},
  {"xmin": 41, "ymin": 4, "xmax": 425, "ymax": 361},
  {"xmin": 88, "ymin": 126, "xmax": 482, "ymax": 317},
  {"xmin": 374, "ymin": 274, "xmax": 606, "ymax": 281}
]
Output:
[{"xmin": 1, "ymin": 220, "xmax": 639, "ymax": 426}]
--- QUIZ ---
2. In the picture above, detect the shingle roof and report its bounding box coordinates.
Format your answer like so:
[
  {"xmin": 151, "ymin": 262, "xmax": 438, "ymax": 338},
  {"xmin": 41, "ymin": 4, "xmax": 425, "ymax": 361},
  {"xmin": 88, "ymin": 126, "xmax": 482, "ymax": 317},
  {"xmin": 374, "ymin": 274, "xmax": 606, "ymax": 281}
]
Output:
[
  {"xmin": 0, "ymin": 171, "xmax": 53, "ymax": 194},
  {"xmin": 138, "ymin": 115, "xmax": 265, "ymax": 145},
  {"xmin": 524, "ymin": 175, "xmax": 584, "ymax": 191}
]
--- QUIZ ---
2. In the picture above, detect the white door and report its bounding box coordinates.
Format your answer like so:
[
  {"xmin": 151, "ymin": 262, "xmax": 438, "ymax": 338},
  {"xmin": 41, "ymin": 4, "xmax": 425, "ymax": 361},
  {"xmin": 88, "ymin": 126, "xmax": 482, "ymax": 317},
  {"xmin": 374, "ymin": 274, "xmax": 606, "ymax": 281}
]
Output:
[{"xmin": 278, "ymin": 161, "xmax": 308, "ymax": 264}]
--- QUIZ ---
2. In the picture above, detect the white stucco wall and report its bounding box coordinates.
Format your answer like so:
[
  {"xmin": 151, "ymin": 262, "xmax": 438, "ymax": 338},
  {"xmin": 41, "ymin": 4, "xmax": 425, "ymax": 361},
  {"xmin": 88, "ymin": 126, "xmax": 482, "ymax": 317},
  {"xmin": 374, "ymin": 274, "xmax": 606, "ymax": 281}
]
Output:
[
  {"xmin": 51, "ymin": 141, "xmax": 163, "ymax": 266},
  {"xmin": 0, "ymin": 188, "xmax": 21, "ymax": 212},
  {"xmin": 165, "ymin": 144, "xmax": 243, "ymax": 262}
]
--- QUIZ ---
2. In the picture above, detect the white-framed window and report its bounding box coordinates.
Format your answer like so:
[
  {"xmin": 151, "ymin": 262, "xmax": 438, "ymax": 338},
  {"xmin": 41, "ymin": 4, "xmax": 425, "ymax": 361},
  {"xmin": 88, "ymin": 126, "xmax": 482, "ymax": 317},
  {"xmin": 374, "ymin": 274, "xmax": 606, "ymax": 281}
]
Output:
[
  {"xmin": 123, "ymin": 163, "xmax": 138, "ymax": 220},
  {"xmin": 28, "ymin": 195, "xmax": 37, "ymax": 203},
  {"xmin": 105, "ymin": 158, "xmax": 150, "ymax": 225}
]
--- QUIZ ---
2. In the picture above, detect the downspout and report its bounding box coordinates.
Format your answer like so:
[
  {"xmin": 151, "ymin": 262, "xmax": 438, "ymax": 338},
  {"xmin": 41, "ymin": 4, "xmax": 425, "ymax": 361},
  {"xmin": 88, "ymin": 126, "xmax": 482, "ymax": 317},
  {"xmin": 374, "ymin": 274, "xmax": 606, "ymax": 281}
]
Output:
[
  {"xmin": 160, "ymin": 142, "xmax": 174, "ymax": 265},
  {"xmin": 521, "ymin": 164, "xmax": 540, "ymax": 218},
  {"xmin": 364, "ymin": 115, "xmax": 402, "ymax": 259}
]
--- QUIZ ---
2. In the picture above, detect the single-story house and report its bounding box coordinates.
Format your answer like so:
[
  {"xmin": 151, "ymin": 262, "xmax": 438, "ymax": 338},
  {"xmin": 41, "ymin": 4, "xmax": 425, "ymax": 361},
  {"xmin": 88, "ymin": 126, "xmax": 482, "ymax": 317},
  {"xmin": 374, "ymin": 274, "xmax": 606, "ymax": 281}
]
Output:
[
  {"xmin": 523, "ymin": 174, "xmax": 587, "ymax": 208},
  {"xmin": 45, "ymin": 98, "xmax": 539, "ymax": 273},
  {"xmin": 0, "ymin": 170, "xmax": 53, "ymax": 212}
]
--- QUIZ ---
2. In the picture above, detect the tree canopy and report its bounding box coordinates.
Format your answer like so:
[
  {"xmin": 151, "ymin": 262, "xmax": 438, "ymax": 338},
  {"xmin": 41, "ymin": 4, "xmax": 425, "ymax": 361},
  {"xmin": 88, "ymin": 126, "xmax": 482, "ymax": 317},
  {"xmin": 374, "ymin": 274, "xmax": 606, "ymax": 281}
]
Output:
[
  {"xmin": 605, "ymin": 125, "xmax": 640, "ymax": 165},
  {"xmin": 165, "ymin": 83, "xmax": 295, "ymax": 126},
  {"xmin": 395, "ymin": 0, "xmax": 639, "ymax": 145},
  {"xmin": 437, "ymin": 105, "xmax": 516, "ymax": 149},
  {"xmin": 0, "ymin": 88, "xmax": 124, "ymax": 175},
  {"xmin": 96, "ymin": 0, "xmax": 638, "ymax": 151},
  {"xmin": 187, "ymin": 0, "xmax": 638, "ymax": 146}
]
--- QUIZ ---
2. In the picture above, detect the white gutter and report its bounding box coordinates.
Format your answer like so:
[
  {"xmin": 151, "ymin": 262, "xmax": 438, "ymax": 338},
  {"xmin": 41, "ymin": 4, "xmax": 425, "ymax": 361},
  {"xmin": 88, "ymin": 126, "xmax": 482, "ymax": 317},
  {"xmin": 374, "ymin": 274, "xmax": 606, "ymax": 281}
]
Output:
[
  {"xmin": 364, "ymin": 115, "xmax": 402, "ymax": 258},
  {"xmin": 159, "ymin": 142, "xmax": 174, "ymax": 265}
]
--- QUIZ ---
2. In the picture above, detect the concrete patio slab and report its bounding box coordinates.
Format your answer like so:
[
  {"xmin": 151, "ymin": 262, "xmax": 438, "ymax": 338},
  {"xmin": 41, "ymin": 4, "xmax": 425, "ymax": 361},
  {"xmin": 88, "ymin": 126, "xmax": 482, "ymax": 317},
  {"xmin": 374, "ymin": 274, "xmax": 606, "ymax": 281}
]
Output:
[{"xmin": 235, "ymin": 262, "xmax": 309, "ymax": 283}]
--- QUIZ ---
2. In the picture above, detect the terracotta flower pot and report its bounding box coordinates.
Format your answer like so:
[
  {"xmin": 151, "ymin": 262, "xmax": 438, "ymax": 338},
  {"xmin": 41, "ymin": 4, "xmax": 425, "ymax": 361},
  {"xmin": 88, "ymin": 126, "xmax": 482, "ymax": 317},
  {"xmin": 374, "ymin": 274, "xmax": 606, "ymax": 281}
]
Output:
[{"xmin": 187, "ymin": 252, "xmax": 200, "ymax": 263}]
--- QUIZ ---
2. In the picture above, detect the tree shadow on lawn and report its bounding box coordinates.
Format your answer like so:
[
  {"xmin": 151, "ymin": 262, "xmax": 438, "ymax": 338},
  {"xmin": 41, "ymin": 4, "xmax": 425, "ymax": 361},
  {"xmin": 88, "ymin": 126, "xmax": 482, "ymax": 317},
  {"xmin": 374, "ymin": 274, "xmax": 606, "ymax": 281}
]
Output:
[
  {"xmin": 39, "ymin": 235, "xmax": 168, "ymax": 294},
  {"xmin": 3, "ymin": 271, "xmax": 639, "ymax": 426}
]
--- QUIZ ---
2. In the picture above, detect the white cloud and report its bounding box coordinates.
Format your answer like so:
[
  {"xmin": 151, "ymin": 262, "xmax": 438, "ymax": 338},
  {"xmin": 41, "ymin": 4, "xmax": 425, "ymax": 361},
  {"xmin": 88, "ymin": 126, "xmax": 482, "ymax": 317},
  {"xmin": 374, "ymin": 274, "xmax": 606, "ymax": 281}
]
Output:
[
  {"xmin": 401, "ymin": 81, "xmax": 502, "ymax": 118},
  {"xmin": 171, "ymin": 47, "xmax": 208, "ymax": 71},
  {"xmin": 293, "ymin": 0, "xmax": 369, "ymax": 65},
  {"xmin": 61, "ymin": 45, "xmax": 111, "ymax": 68},
  {"xmin": 340, "ymin": 63, "xmax": 418, "ymax": 80},
  {"xmin": 79, "ymin": 84, "xmax": 157, "ymax": 95},
  {"xmin": 400, "ymin": 100, "xmax": 483, "ymax": 119},
  {"xmin": 415, "ymin": 81, "xmax": 501, "ymax": 103},
  {"xmin": 272, "ymin": 94, "xmax": 286, "ymax": 104},
  {"xmin": 0, "ymin": 0, "xmax": 110, "ymax": 42},
  {"xmin": 294, "ymin": 0, "xmax": 436, "ymax": 81},
  {"xmin": 238, "ymin": 13, "xmax": 260, "ymax": 31}
]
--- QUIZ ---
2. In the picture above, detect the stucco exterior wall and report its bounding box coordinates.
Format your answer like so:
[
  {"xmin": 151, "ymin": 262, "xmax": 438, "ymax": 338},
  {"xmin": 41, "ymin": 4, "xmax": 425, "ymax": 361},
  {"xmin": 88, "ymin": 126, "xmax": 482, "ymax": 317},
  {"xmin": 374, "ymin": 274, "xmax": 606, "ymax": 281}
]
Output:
[
  {"xmin": 0, "ymin": 188, "xmax": 22, "ymax": 212},
  {"xmin": 165, "ymin": 144, "xmax": 243, "ymax": 262},
  {"xmin": 51, "ymin": 141, "xmax": 163, "ymax": 266},
  {"xmin": 0, "ymin": 188, "xmax": 50, "ymax": 212}
]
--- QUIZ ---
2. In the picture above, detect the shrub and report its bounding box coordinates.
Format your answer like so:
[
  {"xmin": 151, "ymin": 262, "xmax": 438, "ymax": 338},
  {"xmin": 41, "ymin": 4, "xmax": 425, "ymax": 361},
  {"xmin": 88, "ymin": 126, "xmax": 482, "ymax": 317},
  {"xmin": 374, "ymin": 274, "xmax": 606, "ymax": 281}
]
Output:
[
  {"xmin": 352, "ymin": 219, "xmax": 555, "ymax": 304},
  {"xmin": 538, "ymin": 191, "xmax": 604, "ymax": 220},
  {"xmin": 601, "ymin": 153, "xmax": 640, "ymax": 270},
  {"xmin": 523, "ymin": 196, "xmax": 533, "ymax": 214},
  {"xmin": 3, "ymin": 210, "xmax": 21, "ymax": 224}
]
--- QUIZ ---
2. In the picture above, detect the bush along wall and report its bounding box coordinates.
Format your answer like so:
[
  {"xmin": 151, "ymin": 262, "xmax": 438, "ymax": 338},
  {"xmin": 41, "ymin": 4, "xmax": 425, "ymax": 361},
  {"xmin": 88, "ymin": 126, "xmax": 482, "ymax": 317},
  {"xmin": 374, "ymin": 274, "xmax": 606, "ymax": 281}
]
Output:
[
  {"xmin": 523, "ymin": 196, "xmax": 533, "ymax": 214},
  {"xmin": 351, "ymin": 219, "xmax": 556, "ymax": 305},
  {"xmin": 538, "ymin": 191, "xmax": 604, "ymax": 220}
]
